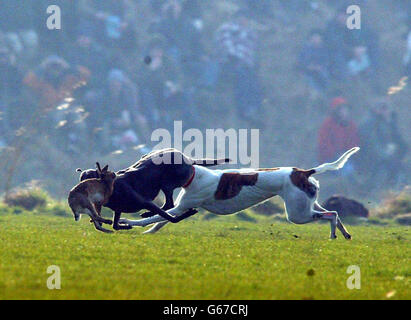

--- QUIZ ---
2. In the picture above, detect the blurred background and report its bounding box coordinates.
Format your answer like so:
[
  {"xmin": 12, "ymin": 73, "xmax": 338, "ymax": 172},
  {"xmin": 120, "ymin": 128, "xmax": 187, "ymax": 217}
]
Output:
[{"xmin": 0, "ymin": 0, "xmax": 409, "ymax": 204}]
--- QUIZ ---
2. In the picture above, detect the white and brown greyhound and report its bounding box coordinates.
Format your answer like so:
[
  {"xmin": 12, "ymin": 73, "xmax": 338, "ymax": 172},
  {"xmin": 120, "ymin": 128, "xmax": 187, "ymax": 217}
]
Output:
[{"xmin": 120, "ymin": 147, "xmax": 360, "ymax": 239}]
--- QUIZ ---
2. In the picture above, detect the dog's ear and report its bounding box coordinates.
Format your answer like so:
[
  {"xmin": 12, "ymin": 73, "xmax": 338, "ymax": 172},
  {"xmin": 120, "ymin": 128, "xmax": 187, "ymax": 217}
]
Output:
[
  {"xmin": 102, "ymin": 165, "xmax": 109, "ymax": 173},
  {"xmin": 96, "ymin": 162, "xmax": 102, "ymax": 173}
]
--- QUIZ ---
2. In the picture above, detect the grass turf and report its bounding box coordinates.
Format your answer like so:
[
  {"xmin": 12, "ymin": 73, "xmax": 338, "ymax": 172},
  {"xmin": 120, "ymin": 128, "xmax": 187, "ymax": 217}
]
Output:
[{"xmin": 0, "ymin": 213, "xmax": 409, "ymax": 300}]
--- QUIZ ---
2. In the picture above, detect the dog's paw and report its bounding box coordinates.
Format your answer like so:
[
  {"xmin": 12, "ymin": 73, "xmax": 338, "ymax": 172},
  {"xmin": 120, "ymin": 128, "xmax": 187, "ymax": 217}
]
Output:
[{"xmin": 344, "ymin": 233, "xmax": 352, "ymax": 240}]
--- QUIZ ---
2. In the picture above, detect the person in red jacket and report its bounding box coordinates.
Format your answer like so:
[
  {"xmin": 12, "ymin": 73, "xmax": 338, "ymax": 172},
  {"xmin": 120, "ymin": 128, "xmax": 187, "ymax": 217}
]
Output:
[{"xmin": 318, "ymin": 97, "xmax": 360, "ymax": 166}]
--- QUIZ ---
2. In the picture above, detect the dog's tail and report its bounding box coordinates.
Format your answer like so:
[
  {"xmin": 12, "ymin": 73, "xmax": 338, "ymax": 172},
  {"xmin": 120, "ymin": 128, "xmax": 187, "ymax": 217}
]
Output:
[
  {"xmin": 310, "ymin": 147, "xmax": 360, "ymax": 175},
  {"xmin": 193, "ymin": 158, "xmax": 231, "ymax": 167},
  {"xmin": 76, "ymin": 168, "xmax": 82, "ymax": 173}
]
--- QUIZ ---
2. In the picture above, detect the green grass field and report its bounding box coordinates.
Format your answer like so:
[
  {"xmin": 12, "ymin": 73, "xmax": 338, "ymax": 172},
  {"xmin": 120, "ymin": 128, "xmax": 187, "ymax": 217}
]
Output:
[{"xmin": 0, "ymin": 212, "xmax": 409, "ymax": 300}]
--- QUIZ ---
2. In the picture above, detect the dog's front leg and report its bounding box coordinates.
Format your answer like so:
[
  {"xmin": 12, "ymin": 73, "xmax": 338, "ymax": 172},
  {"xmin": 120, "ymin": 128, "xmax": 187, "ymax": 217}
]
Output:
[
  {"xmin": 139, "ymin": 206, "xmax": 188, "ymax": 227},
  {"xmin": 112, "ymin": 211, "xmax": 132, "ymax": 230},
  {"xmin": 120, "ymin": 212, "xmax": 167, "ymax": 227},
  {"xmin": 121, "ymin": 186, "xmax": 188, "ymax": 223},
  {"xmin": 143, "ymin": 221, "xmax": 168, "ymax": 234},
  {"xmin": 121, "ymin": 190, "xmax": 200, "ymax": 230},
  {"xmin": 121, "ymin": 207, "xmax": 197, "ymax": 229},
  {"xmin": 142, "ymin": 202, "xmax": 197, "ymax": 223}
]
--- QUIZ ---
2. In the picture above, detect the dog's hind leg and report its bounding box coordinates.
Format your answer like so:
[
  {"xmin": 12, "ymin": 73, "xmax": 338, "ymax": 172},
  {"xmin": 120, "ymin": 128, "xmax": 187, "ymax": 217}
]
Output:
[
  {"xmin": 336, "ymin": 217, "xmax": 351, "ymax": 239},
  {"xmin": 314, "ymin": 202, "xmax": 351, "ymax": 239},
  {"xmin": 121, "ymin": 190, "xmax": 201, "ymax": 231},
  {"xmin": 121, "ymin": 185, "xmax": 186, "ymax": 223},
  {"xmin": 121, "ymin": 205, "xmax": 198, "ymax": 236},
  {"xmin": 161, "ymin": 188, "xmax": 175, "ymax": 210},
  {"xmin": 313, "ymin": 209, "xmax": 337, "ymax": 239},
  {"xmin": 143, "ymin": 221, "xmax": 168, "ymax": 234},
  {"xmin": 119, "ymin": 211, "xmax": 168, "ymax": 227},
  {"xmin": 143, "ymin": 202, "xmax": 198, "ymax": 223},
  {"xmin": 131, "ymin": 196, "xmax": 198, "ymax": 223},
  {"xmin": 122, "ymin": 206, "xmax": 198, "ymax": 228},
  {"xmin": 142, "ymin": 207, "xmax": 198, "ymax": 234},
  {"xmin": 140, "ymin": 188, "xmax": 174, "ymax": 218}
]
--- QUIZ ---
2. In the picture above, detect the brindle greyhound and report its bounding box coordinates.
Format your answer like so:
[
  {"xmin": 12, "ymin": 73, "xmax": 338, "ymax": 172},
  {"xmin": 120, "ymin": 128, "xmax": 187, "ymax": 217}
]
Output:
[{"xmin": 77, "ymin": 148, "xmax": 230, "ymax": 231}]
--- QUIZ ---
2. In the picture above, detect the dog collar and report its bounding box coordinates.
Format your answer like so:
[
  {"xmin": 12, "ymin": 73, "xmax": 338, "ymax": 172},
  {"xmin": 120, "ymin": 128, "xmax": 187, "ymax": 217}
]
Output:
[{"xmin": 182, "ymin": 167, "xmax": 195, "ymax": 188}]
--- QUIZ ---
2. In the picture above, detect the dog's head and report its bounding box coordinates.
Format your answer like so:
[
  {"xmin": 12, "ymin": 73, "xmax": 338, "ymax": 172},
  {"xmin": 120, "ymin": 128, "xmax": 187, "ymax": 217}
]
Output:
[
  {"xmin": 76, "ymin": 163, "xmax": 116, "ymax": 182},
  {"xmin": 76, "ymin": 168, "xmax": 99, "ymax": 181}
]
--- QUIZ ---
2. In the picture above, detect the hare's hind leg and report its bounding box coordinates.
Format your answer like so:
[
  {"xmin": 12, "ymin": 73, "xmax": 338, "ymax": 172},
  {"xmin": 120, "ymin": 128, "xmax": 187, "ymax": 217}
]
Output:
[
  {"xmin": 91, "ymin": 218, "xmax": 114, "ymax": 233},
  {"xmin": 84, "ymin": 204, "xmax": 113, "ymax": 233}
]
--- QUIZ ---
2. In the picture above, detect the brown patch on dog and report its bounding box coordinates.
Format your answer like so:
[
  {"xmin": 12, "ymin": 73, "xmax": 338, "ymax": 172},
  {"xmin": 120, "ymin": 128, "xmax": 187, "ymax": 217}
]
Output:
[
  {"xmin": 215, "ymin": 172, "xmax": 258, "ymax": 200},
  {"xmin": 290, "ymin": 168, "xmax": 316, "ymax": 198},
  {"xmin": 256, "ymin": 167, "xmax": 280, "ymax": 172}
]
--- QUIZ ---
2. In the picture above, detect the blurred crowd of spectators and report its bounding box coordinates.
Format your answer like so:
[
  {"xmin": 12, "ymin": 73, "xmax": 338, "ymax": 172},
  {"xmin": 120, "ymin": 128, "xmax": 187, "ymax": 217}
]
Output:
[
  {"xmin": 0, "ymin": 0, "xmax": 266, "ymax": 154},
  {"xmin": 298, "ymin": 7, "xmax": 380, "ymax": 94},
  {"xmin": 0, "ymin": 0, "xmax": 409, "ymax": 191},
  {"xmin": 297, "ymin": 3, "xmax": 410, "ymax": 190}
]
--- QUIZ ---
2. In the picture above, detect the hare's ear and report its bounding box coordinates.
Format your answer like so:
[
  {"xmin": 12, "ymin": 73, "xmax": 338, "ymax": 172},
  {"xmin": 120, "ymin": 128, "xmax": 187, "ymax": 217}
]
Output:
[
  {"xmin": 102, "ymin": 165, "xmax": 109, "ymax": 172},
  {"xmin": 96, "ymin": 162, "xmax": 102, "ymax": 173}
]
